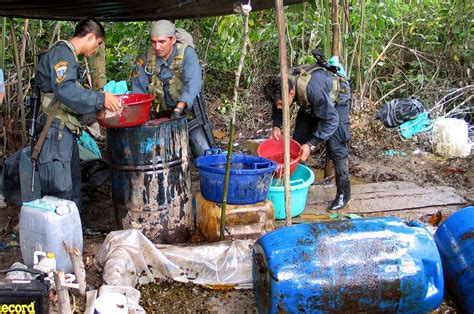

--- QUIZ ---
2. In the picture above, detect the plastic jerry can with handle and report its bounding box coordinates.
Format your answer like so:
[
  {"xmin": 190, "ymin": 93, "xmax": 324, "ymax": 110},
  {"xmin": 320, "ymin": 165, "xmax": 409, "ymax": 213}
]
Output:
[
  {"xmin": 33, "ymin": 251, "xmax": 56, "ymax": 277},
  {"xmin": 19, "ymin": 196, "xmax": 83, "ymax": 273}
]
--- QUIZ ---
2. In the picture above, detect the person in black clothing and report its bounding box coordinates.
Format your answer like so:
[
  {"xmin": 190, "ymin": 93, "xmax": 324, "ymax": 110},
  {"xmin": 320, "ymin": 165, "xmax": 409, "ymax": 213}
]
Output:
[{"xmin": 264, "ymin": 67, "xmax": 351, "ymax": 211}]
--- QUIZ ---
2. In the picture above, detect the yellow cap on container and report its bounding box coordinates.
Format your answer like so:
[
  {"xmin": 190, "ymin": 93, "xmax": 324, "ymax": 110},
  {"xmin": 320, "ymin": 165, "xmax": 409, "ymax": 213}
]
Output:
[{"xmin": 47, "ymin": 253, "xmax": 55, "ymax": 258}]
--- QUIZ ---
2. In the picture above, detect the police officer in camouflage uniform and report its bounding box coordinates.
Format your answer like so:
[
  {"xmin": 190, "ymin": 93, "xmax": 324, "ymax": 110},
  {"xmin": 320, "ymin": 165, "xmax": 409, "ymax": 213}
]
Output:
[
  {"xmin": 36, "ymin": 17, "xmax": 121, "ymax": 209},
  {"xmin": 264, "ymin": 64, "xmax": 352, "ymax": 211},
  {"xmin": 131, "ymin": 20, "xmax": 210, "ymax": 157}
]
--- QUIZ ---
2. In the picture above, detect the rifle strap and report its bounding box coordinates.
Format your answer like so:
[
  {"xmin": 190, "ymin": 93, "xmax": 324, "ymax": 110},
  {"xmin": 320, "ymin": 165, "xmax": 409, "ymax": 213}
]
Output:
[{"xmin": 31, "ymin": 97, "xmax": 60, "ymax": 162}]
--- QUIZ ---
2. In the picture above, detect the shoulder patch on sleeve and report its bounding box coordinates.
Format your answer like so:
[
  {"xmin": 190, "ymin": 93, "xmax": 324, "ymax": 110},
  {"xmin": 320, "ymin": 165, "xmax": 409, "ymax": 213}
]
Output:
[
  {"xmin": 133, "ymin": 57, "xmax": 145, "ymax": 78},
  {"xmin": 54, "ymin": 61, "xmax": 68, "ymax": 84}
]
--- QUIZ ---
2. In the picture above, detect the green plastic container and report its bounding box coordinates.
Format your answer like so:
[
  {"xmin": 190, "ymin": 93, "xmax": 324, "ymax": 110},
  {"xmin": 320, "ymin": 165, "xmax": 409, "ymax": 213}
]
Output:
[{"xmin": 267, "ymin": 164, "xmax": 315, "ymax": 219}]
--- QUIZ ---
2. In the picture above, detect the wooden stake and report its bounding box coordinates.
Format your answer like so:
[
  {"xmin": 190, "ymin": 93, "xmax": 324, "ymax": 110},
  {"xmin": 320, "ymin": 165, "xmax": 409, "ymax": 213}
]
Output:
[
  {"xmin": 68, "ymin": 246, "xmax": 87, "ymax": 296},
  {"xmin": 53, "ymin": 270, "xmax": 72, "ymax": 314},
  {"xmin": 323, "ymin": 0, "xmax": 341, "ymax": 179},
  {"xmin": 275, "ymin": 0, "xmax": 292, "ymax": 226},
  {"xmin": 332, "ymin": 0, "xmax": 340, "ymax": 56},
  {"xmin": 221, "ymin": 4, "xmax": 251, "ymax": 240}
]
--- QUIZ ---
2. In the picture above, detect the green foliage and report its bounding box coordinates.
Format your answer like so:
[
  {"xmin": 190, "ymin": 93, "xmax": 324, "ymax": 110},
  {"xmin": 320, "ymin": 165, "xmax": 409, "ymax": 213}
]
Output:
[
  {"xmin": 103, "ymin": 22, "xmax": 150, "ymax": 81},
  {"xmin": 1, "ymin": 0, "xmax": 472, "ymax": 106}
]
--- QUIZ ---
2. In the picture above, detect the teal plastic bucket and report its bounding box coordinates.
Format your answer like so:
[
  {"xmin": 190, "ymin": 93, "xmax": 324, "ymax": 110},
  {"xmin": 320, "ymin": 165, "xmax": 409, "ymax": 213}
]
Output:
[{"xmin": 267, "ymin": 164, "xmax": 315, "ymax": 219}]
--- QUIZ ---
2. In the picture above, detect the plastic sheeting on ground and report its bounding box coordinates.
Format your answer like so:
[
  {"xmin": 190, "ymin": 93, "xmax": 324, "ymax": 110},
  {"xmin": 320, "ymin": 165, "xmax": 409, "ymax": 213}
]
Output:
[
  {"xmin": 94, "ymin": 229, "xmax": 254, "ymax": 289},
  {"xmin": 399, "ymin": 112, "xmax": 432, "ymax": 139}
]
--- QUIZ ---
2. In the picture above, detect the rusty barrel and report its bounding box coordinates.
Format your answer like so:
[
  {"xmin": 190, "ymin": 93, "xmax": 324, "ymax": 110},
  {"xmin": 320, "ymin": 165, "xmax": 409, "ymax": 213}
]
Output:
[
  {"xmin": 253, "ymin": 217, "xmax": 444, "ymax": 313},
  {"xmin": 107, "ymin": 117, "xmax": 193, "ymax": 243}
]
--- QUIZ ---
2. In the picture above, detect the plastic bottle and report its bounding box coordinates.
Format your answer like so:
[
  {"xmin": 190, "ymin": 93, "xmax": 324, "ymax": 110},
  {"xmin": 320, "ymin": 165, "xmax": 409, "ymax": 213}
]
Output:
[{"xmin": 33, "ymin": 251, "xmax": 56, "ymax": 277}]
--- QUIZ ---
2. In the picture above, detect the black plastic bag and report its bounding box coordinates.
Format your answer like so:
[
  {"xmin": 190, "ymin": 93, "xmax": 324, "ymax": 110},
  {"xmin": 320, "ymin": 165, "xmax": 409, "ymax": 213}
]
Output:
[{"xmin": 375, "ymin": 98, "xmax": 425, "ymax": 128}]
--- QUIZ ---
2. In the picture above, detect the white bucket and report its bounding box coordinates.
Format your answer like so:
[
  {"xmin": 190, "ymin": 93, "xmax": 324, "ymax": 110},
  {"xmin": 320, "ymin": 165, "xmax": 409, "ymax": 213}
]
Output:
[{"xmin": 432, "ymin": 118, "xmax": 470, "ymax": 157}]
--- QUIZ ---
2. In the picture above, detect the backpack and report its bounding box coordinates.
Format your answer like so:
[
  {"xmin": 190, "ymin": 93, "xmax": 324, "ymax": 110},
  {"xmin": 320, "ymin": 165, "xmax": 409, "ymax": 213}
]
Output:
[
  {"xmin": 175, "ymin": 28, "xmax": 195, "ymax": 49},
  {"xmin": 375, "ymin": 98, "xmax": 426, "ymax": 128},
  {"xmin": 289, "ymin": 64, "xmax": 347, "ymax": 108}
]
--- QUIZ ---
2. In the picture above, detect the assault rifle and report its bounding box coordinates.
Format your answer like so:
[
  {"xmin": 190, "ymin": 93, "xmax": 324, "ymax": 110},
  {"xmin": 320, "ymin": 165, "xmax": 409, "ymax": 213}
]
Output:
[
  {"xmin": 25, "ymin": 51, "xmax": 46, "ymax": 192},
  {"xmin": 311, "ymin": 49, "xmax": 339, "ymax": 74},
  {"xmin": 25, "ymin": 78, "xmax": 41, "ymax": 192}
]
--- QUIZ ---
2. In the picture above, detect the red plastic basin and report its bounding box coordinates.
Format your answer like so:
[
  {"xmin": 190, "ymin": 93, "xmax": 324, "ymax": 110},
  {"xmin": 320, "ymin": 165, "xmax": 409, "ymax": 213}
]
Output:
[
  {"xmin": 97, "ymin": 94, "xmax": 154, "ymax": 128},
  {"xmin": 257, "ymin": 138, "xmax": 301, "ymax": 178}
]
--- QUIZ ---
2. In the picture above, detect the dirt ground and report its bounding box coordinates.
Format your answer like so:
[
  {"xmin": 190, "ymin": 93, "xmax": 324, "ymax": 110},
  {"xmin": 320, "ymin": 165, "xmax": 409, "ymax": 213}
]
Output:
[{"xmin": 0, "ymin": 99, "xmax": 472, "ymax": 312}]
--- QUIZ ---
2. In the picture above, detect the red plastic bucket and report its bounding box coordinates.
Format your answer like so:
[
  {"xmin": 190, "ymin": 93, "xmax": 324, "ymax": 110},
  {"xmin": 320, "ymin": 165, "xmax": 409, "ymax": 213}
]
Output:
[
  {"xmin": 97, "ymin": 94, "xmax": 154, "ymax": 128},
  {"xmin": 257, "ymin": 138, "xmax": 301, "ymax": 178}
]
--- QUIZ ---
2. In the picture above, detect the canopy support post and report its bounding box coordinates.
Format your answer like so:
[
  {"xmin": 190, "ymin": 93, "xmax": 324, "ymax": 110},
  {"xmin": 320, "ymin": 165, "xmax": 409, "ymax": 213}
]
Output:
[{"xmin": 274, "ymin": 0, "xmax": 292, "ymax": 226}]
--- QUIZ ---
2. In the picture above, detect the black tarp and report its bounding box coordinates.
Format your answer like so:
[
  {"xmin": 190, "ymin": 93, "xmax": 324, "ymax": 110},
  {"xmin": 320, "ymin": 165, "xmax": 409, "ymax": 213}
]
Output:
[{"xmin": 0, "ymin": 0, "xmax": 304, "ymax": 21}]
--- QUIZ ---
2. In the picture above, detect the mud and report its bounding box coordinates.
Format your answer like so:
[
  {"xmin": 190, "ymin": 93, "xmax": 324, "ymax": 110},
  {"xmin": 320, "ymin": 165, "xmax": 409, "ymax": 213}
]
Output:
[
  {"xmin": 138, "ymin": 279, "xmax": 256, "ymax": 312},
  {"xmin": 0, "ymin": 109, "xmax": 472, "ymax": 312}
]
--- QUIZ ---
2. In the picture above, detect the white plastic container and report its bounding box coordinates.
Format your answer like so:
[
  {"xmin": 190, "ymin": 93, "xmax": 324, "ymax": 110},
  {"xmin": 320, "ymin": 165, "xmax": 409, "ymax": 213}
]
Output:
[
  {"xmin": 33, "ymin": 251, "xmax": 57, "ymax": 277},
  {"xmin": 432, "ymin": 118, "xmax": 470, "ymax": 157},
  {"xmin": 19, "ymin": 196, "xmax": 83, "ymax": 273}
]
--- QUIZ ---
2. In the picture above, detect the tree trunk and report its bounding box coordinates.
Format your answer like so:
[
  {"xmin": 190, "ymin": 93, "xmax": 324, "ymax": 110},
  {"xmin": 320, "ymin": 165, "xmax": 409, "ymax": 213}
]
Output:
[{"xmin": 89, "ymin": 44, "xmax": 106, "ymax": 90}]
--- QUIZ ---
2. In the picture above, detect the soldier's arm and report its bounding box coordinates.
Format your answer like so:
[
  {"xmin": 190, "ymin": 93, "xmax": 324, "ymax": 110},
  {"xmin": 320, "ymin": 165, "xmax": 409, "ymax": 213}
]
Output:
[
  {"xmin": 49, "ymin": 47, "xmax": 105, "ymax": 114},
  {"xmin": 179, "ymin": 47, "xmax": 202, "ymax": 109}
]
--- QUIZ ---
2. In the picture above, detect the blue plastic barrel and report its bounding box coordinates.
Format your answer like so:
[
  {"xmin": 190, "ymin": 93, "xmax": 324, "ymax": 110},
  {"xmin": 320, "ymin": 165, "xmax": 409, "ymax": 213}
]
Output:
[
  {"xmin": 434, "ymin": 206, "xmax": 474, "ymax": 314},
  {"xmin": 253, "ymin": 217, "xmax": 443, "ymax": 313},
  {"xmin": 195, "ymin": 153, "xmax": 277, "ymax": 204}
]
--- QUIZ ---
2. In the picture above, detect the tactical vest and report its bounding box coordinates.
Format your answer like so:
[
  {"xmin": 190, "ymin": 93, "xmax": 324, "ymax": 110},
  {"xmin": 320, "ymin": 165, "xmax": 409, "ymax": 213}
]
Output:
[
  {"xmin": 145, "ymin": 43, "xmax": 187, "ymax": 111},
  {"xmin": 290, "ymin": 64, "xmax": 348, "ymax": 114},
  {"xmin": 40, "ymin": 40, "xmax": 83, "ymax": 137}
]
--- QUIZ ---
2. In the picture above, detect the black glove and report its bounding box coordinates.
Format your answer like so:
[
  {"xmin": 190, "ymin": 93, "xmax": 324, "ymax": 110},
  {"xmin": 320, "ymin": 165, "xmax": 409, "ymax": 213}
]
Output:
[{"xmin": 170, "ymin": 106, "xmax": 184, "ymax": 119}]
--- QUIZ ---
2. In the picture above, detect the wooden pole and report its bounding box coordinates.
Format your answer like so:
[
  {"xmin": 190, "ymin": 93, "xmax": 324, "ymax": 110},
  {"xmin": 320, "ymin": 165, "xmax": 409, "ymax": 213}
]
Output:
[
  {"xmin": 332, "ymin": 0, "xmax": 340, "ymax": 56},
  {"xmin": 54, "ymin": 270, "xmax": 72, "ymax": 314},
  {"xmin": 323, "ymin": 0, "xmax": 341, "ymax": 179},
  {"xmin": 275, "ymin": 0, "xmax": 292, "ymax": 226},
  {"xmin": 68, "ymin": 246, "xmax": 87, "ymax": 296},
  {"xmin": 220, "ymin": 4, "xmax": 251, "ymax": 240}
]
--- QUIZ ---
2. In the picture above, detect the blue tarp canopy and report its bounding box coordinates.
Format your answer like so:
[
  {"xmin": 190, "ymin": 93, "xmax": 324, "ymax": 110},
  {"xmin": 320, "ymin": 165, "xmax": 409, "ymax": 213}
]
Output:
[{"xmin": 0, "ymin": 0, "xmax": 304, "ymax": 21}]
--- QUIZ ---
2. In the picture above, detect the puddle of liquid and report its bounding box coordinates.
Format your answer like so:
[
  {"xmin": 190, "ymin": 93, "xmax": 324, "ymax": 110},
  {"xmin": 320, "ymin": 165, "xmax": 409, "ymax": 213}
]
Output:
[{"xmin": 312, "ymin": 168, "xmax": 365, "ymax": 185}]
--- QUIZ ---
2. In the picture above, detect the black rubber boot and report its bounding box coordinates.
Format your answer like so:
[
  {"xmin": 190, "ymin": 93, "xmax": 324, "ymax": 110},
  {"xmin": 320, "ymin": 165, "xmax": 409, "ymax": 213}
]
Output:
[
  {"xmin": 189, "ymin": 126, "xmax": 212, "ymax": 157},
  {"xmin": 328, "ymin": 158, "xmax": 351, "ymax": 211}
]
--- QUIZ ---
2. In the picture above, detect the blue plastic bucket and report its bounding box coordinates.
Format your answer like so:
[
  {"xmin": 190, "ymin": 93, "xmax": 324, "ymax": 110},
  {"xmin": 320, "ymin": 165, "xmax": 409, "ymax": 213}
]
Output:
[
  {"xmin": 434, "ymin": 206, "xmax": 474, "ymax": 314},
  {"xmin": 253, "ymin": 217, "xmax": 444, "ymax": 313},
  {"xmin": 195, "ymin": 152, "xmax": 277, "ymax": 205},
  {"xmin": 266, "ymin": 164, "xmax": 314, "ymax": 219}
]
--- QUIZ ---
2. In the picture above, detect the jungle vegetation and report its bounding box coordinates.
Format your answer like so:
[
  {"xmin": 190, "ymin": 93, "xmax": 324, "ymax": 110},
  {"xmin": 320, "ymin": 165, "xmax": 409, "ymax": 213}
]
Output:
[{"xmin": 0, "ymin": 0, "xmax": 472, "ymax": 153}]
